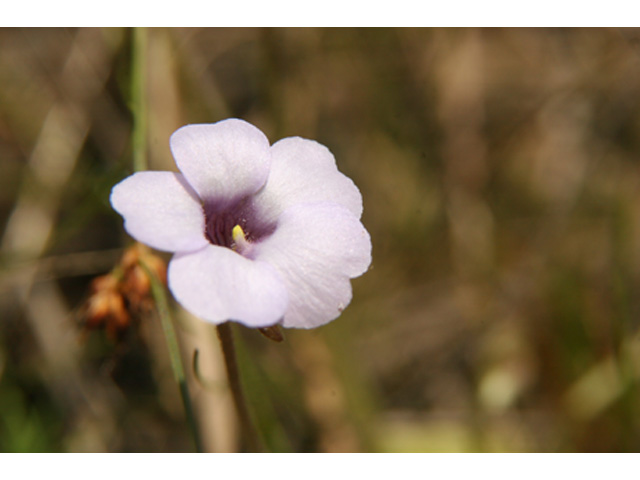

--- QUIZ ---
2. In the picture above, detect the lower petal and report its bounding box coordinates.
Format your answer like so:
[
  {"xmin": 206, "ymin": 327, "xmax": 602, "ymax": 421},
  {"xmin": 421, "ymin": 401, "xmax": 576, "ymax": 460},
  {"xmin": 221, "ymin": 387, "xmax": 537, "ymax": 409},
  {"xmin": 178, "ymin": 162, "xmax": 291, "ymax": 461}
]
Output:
[
  {"xmin": 252, "ymin": 203, "xmax": 372, "ymax": 328},
  {"xmin": 168, "ymin": 245, "xmax": 289, "ymax": 327}
]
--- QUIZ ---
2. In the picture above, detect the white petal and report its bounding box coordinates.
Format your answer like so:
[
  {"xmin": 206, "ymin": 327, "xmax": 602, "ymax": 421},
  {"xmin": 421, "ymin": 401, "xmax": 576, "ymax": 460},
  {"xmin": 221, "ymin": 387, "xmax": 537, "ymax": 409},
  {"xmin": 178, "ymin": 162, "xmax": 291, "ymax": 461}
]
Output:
[
  {"xmin": 170, "ymin": 119, "xmax": 271, "ymax": 206},
  {"xmin": 168, "ymin": 245, "xmax": 289, "ymax": 327},
  {"xmin": 110, "ymin": 171, "xmax": 208, "ymax": 252},
  {"xmin": 252, "ymin": 203, "xmax": 371, "ymax": 328},
  {"xmin": 252, "ymin": 137, "xmax": 363, "ymax": 224}
]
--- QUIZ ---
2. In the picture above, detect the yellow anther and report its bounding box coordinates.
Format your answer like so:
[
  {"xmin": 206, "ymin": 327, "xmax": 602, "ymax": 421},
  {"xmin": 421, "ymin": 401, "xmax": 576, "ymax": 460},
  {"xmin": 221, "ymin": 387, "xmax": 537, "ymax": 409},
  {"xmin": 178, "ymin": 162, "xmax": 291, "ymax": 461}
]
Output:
[
  {"xmin": 232, "ymin": 224, "xmax": 250, "ymax": 252},
  {"xmin": 232, "ymin": 224, "xmax": 246, "ymax": 244}
]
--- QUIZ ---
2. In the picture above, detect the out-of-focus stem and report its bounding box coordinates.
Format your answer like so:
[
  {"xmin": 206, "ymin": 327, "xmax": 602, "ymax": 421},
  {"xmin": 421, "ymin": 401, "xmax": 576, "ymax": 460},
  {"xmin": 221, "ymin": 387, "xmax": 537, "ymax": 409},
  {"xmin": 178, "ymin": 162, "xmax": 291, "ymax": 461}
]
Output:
[
  {"xmin": 216, "ymin": 322, "xmax": 264, "ymax": 452},
  {"xmin": 131, "ymin": 27, "xmax": 147, "ymax": 173}
]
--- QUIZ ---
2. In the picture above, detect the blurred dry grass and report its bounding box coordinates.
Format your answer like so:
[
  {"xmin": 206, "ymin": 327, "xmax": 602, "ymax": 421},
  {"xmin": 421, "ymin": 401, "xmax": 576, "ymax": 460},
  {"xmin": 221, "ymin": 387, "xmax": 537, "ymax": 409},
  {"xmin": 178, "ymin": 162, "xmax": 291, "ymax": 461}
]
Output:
[{"xmin": 2, "ymin": 27, "xmax": 640, "ymax": 452}]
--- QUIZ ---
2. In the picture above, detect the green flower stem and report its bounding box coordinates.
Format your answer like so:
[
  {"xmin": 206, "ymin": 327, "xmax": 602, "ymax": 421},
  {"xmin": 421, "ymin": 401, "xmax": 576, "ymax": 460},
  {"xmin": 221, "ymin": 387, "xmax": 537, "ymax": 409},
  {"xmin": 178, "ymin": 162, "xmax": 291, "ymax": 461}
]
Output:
[
  {"xmin": 216, "ymin": 322, "xmax": 264, "ymax": 452},
  {"xmin": 143, "ymin": 261, "xmax": 203, "ymax": 453},
  {"xmin": 131, "ymin": 27, "xmax": 148, "ymax": 173},
  {"xmin": 128, "ymin": 27, "xmax": 203, "ymax": 452}
]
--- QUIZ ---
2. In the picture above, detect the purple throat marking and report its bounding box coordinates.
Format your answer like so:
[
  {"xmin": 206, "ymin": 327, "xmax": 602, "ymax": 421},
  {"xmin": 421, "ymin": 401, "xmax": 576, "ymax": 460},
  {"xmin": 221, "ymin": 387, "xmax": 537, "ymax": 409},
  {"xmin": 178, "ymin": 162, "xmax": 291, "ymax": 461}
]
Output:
[{"xmin": 203, "ymin": 198, "xmax": 275, "ymax": 250}]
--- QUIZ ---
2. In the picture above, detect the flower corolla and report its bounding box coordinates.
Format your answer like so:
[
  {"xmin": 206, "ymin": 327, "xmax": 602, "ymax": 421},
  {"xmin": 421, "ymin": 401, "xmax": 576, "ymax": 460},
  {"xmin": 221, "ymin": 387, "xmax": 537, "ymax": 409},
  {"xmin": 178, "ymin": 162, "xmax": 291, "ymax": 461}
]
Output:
[{"xmin": 110, "ymin": 118, "xmax": 371, "ymax": 329}]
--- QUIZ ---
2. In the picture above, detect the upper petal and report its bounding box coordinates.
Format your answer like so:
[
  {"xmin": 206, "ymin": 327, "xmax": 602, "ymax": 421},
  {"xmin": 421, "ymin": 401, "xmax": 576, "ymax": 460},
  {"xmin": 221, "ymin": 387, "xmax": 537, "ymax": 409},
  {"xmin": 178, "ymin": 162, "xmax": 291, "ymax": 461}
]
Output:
[
  {"xmin": 110, "ymin": 171, "xmax": 208, "ymax": 252},
  {"xmin": 252, "ymin": 137, "xmax": 363, "ymax": 225},
  {"xmin": 168, "ymin": 245, "xmax": 289, "ymax": 328},
  {"xmin": 251, "ymin": 202, "xmax": 372, "ymax": 328},
  {"xmin": 170, "ymin": 119, "xmax": 271, "ymax": 206}
]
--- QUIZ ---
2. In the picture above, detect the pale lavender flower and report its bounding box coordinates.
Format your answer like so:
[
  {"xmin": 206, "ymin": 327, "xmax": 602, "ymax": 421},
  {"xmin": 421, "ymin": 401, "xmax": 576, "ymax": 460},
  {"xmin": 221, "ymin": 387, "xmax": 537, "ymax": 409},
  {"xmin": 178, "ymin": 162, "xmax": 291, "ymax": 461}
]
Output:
[{"xmin": 110, "ymin": 118, "xmax": 371, "ymax": 329}]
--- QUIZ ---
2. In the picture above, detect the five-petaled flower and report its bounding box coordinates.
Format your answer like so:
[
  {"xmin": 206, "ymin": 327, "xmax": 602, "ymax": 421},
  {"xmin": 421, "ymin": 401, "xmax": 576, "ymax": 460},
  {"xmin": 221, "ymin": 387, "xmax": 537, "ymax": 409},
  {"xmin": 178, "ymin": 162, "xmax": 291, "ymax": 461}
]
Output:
[{"xmin": 110, "ymin": 119, "xmax": 371, "ymax": 329}]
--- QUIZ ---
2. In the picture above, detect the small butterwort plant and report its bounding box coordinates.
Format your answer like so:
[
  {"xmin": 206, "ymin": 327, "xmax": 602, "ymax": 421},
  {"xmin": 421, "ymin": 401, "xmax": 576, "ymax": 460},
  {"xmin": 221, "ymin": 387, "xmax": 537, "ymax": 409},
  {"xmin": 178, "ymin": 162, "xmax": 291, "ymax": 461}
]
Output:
[{"xmin": 111, "ymin": 118, "xmax": 371, "ymax": 329}]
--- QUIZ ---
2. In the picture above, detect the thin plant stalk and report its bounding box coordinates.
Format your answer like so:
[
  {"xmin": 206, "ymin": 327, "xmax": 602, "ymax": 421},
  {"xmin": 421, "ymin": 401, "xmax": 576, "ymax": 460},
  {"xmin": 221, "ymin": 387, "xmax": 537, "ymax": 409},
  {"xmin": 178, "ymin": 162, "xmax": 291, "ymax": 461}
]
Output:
[
  {"xmin": 143, "ymin": 261, "xmax": 203, "ymax": 453},
  {"xmin": 130, "ymin": 28, "xmax": 202, "ymax": 452},
  {"xmin": 216, "ymin": 322, "xmax": 264, "ymax": 452},
  {"xmin": 131, "ymin": 27, "xmax": 148, "ymax": 173}
]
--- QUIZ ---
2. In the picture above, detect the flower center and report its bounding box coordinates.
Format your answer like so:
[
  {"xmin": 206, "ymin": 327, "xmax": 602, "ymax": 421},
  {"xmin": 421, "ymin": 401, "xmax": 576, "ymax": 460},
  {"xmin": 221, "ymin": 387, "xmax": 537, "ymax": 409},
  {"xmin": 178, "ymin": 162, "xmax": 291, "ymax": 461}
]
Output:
[{"xmin": 203, "ymin": 199, "xmax": 275, "ymax": 255}]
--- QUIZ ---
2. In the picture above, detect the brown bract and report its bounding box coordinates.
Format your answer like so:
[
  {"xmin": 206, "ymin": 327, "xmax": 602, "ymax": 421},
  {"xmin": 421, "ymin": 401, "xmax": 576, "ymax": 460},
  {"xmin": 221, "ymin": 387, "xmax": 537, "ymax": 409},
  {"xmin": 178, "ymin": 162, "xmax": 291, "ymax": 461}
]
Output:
[{"xmin": 82, "ymin": 244, "xmax": 167, "ymax": 340}]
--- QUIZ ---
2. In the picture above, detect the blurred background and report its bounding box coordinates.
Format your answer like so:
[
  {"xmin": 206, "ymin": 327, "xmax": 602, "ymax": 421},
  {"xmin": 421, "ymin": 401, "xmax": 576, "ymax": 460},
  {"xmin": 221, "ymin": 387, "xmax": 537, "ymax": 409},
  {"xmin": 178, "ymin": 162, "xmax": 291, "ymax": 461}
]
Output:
[{"xmin": 2, "ymin": 27, "xmax": 640, "ymax": 452}]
